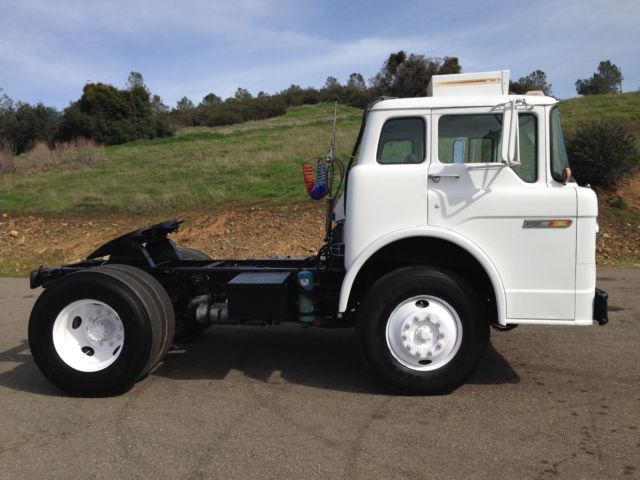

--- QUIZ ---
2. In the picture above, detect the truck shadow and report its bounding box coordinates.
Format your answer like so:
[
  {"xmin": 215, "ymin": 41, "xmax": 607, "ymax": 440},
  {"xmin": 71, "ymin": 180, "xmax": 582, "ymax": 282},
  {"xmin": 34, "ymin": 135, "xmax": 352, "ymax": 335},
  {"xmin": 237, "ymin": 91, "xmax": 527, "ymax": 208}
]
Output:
[
  {"xmin": 0, "ymin": 341, "xmax": 64, "ymax": 396},
  {"xmin": 155, "ymin": 325, "xmax": 520, "ymax": 394},
  {"xmin": 0, "ymin": 327, "xmax": 519, "ymax": 397}
]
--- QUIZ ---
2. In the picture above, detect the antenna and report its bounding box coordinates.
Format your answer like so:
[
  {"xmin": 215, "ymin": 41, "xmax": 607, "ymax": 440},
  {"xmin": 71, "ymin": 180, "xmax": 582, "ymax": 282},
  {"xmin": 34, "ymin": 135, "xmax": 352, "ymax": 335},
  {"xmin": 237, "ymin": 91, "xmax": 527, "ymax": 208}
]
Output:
[
  {"xmin": 330, "ymin": 100, "xmax": 337, "ymax": 157},
  {"xmin": 324, "ymin": 101, "xmax": 338, "ymax": 243},
  {"xmin": 327, "ymin": 101, "xmax": 338, "ymax": 193}
]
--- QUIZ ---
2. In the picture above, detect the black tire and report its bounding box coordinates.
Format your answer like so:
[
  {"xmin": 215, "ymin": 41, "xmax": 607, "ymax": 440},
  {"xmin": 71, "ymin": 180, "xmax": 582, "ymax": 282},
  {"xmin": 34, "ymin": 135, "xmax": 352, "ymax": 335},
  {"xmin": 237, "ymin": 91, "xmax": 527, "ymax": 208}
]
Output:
[
  {"xmin": 28, "ymin": 269, "xmax": 164, "ymax": 396},
  {"xmin": 178, "ymin": 248, "xmax": 212, "ymax": 261},
  {"xmin": 356, "ymin": 266, "xmax": 489, "ymax": 394},
  {"xmin": 99, "ymin": 264, "xmax": 175, "ymax": 370},
  {"xmin": 95, "ymin": 267, "xmax": 164, "ymax": 377},
  {"xmin": 174, "ymin": 248, "xmax": 212, "ymax": 340}
]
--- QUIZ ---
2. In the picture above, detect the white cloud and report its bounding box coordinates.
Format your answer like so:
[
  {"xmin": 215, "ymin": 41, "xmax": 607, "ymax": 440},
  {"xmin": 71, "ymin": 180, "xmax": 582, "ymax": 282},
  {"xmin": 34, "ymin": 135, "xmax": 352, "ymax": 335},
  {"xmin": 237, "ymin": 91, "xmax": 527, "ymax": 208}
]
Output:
[{"xmin": 0, "ymin": 0, "xmax": 638, "ymax": 106}]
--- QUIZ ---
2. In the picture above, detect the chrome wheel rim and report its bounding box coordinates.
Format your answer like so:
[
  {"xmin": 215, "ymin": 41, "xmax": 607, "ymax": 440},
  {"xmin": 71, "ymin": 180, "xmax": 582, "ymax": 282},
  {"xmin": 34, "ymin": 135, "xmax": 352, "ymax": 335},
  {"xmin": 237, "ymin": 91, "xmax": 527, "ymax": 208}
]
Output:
[
  {"xmin": 52, "ymin": 299, "xmax": 125, "ymax": 372},
  {"xmin": 385, "ymin": 295, "xmax": 462, "ymax": 371}
]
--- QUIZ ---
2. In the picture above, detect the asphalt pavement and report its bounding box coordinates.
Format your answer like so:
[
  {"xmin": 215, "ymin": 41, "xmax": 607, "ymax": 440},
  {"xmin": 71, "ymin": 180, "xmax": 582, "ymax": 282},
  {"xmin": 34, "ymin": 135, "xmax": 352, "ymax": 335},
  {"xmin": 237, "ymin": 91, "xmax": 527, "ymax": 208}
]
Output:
[{"xmin": 0, "ymin": 269, "xmax": 639, "ymax": 479}]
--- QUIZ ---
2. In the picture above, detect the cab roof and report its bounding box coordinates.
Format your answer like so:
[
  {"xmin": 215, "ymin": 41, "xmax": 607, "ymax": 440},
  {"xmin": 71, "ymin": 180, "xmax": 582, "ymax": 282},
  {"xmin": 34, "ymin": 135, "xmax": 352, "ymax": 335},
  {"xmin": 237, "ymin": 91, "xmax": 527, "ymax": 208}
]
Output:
[{"xmin": 369, "ymin": 95, "xmax": 558, "ymax": 111}]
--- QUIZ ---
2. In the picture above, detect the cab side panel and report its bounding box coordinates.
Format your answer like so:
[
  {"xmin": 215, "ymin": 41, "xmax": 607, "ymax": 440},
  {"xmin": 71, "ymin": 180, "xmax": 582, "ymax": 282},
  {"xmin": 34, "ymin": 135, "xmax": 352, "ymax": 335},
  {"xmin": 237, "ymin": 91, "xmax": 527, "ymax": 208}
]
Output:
[{"xmin": 345, "ymin": 110, "xmax": 429, "ymax": 269}]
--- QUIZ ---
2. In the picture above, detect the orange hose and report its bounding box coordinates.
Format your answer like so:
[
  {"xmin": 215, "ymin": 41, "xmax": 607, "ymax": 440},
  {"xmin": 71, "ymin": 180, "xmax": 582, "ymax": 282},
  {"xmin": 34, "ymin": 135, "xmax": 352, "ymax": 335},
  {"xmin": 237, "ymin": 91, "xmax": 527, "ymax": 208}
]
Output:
[{"xmin": 303, "ymin": 163, "xmax": 314, "ymax": 194}]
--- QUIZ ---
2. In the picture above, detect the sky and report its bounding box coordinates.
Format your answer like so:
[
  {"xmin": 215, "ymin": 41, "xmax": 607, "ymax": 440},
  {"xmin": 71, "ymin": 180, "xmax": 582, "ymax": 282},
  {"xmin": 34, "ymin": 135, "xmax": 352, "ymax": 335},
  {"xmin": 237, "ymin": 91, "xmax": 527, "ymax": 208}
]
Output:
[{"xmin": 1, "ymin": 0, "xmax": 639, "ymax": 109}]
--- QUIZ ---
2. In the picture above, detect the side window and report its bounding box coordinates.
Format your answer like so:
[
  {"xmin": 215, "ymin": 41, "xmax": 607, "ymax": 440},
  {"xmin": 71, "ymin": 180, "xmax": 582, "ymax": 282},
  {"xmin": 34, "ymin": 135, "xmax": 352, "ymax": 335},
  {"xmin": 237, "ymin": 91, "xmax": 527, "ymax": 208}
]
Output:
[
  {"xmin": 550, "ymin": 107, "xmax": 570, "ymax": 182},
  {"xmin": 512, "ymin": 114, "xmax": 537, "ymax": 183},
  {"xmin": 438, "ymin": 115, "xmax": 501, "ymax": 164},
  {"xmin": 377, "ymin": 117, "xmax": 425, "ymax": 164},
  {"xmin": 438, "ymin": 113, "xmax": 537, "ymax": 182}
]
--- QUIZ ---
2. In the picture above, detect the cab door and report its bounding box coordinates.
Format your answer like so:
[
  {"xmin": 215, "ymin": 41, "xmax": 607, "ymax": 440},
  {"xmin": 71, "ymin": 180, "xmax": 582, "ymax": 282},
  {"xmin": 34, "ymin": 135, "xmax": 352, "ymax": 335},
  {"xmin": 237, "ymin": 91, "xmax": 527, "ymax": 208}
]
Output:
[{"xmin": 427, "ymin": 106, "xmax": 577, "ymax": 321}]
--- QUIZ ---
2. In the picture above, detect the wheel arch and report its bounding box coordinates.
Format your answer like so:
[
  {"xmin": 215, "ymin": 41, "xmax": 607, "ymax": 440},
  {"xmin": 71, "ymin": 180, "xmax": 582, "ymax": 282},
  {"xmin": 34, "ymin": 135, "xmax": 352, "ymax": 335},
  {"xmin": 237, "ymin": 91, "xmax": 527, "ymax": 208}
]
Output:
[{"xmin": 339, "ymin": 227, "xmax": 507, "ymax": 325}]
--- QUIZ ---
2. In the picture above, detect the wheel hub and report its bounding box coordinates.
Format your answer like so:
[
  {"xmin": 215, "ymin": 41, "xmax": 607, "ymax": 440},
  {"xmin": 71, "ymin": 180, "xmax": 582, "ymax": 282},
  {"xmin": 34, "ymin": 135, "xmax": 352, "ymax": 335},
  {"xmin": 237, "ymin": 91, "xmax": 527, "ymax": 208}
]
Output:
[
  {"xmin": 386, "ymin": 296, "xmax": 462, "ymax": 371},
  {"xmin": 52, "ymin": 299, "xmax": 125, "ymax": 372},
  {"xmin": 85, "ymin": 317, "xmax": 115, "ymax": 343},
  {"xmin": 401, "ymin": 314, "xmax": 441, "ymax": 358}
]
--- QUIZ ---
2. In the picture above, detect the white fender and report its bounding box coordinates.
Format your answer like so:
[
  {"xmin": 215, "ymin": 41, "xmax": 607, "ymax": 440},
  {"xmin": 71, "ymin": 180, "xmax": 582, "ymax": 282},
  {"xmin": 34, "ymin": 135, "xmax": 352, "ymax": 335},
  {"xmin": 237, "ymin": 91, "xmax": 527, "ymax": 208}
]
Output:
[{"xmin": 339, "ymin": 227, "xmax": 508, "ymax": 325}]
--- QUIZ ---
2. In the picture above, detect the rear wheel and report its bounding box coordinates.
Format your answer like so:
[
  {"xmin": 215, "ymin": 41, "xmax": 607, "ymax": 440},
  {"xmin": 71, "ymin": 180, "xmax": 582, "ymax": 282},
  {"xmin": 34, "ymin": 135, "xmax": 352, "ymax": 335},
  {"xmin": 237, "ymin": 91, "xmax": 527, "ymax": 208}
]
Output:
[
  {"xmin": 356, "ymin": 266, "xmax": 489, "ymax": 394},
  {"xmin": 99, "ymin": 264, "xmax": 175, "ymax": 369},
  {"xmin": 28, "ymin": 268, "xmax": 165, "ymax": 396}
]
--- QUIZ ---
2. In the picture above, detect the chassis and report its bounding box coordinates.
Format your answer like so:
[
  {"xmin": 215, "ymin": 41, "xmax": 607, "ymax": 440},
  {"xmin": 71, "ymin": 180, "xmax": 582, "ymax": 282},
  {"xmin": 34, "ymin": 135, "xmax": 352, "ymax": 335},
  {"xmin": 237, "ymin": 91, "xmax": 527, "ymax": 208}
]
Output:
[{"xmin": 31, "ymin": 219, "xmax": 347, "ymax": 328}]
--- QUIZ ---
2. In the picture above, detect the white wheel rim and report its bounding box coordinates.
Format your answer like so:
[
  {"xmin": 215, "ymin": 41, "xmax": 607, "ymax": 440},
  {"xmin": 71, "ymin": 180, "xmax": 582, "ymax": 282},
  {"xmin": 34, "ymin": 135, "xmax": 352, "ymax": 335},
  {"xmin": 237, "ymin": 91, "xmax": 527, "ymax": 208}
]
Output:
[
  {"xmin": 52, "ymin": 299, "xmax": 125, "ymax": 372},
  {"xmin": 386, "ymin": 295, "xmax": 462, "ymax": 371}
]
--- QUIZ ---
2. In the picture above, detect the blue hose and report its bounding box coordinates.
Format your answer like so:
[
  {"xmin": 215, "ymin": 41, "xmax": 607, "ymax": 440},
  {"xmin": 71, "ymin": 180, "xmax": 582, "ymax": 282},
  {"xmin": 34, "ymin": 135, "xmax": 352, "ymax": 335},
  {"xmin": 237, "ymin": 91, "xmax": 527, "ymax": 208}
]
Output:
[{"xmin": 310, "ymin": 163, "xmax": 328, "ymax": 200}]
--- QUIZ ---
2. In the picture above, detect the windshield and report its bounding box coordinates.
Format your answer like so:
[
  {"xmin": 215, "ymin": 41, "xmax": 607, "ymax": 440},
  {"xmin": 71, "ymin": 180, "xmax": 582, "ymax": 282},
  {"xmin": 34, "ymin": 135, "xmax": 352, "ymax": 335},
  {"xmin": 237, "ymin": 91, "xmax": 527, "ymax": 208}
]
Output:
[{"xmin": 550, "ymin": 106, "xmax": 570, "ymax": 181}]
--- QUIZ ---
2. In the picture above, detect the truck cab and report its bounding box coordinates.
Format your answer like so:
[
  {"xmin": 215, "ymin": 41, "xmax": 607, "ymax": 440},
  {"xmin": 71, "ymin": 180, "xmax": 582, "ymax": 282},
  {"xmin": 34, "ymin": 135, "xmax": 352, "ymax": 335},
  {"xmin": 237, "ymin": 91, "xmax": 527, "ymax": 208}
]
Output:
[{"xmin": 340, "ymin": 71, "xmax": 601, "ymax": 328}]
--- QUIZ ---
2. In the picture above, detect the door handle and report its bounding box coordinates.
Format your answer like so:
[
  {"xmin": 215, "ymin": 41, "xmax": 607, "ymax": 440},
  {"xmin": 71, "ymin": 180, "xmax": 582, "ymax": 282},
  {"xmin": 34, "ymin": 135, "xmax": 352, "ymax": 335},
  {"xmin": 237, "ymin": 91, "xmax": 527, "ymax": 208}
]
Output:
[{"xmin": 428, "ymin": 174, "xmax": 460, "ymax": 183}]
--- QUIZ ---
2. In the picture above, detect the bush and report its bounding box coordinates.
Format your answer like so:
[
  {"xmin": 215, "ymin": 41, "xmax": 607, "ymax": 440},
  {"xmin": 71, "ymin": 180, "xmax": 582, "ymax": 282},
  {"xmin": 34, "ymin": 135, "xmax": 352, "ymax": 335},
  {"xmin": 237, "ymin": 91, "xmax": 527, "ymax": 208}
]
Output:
[
  {"xmin": 176, "ymin": 93, "xmax": 288, "ymax": 128},
  {"xmin": 566, "ymin": 121, "xmax": 639, "ymax": 187},
  {"xmin": 28, "ymin": 141, "xmax": 57, "ymax": 170},
  {"xmin": 20, "ymin": 138, "xmax": 105, "ymax": 173},
  {"xmin": 611, "ymin": 196, "xmax": 627, "ymax": 209},
  {"xmin": 54, "ymin": 138, "xmax": 106, "ymax": 167},
  {"xmin": 0, "ymin": 102, "xmax": 60, "ymax": 154},
  {"xmin": 0, "ymin": 145, "xmax": 16, "ymax": 173}
]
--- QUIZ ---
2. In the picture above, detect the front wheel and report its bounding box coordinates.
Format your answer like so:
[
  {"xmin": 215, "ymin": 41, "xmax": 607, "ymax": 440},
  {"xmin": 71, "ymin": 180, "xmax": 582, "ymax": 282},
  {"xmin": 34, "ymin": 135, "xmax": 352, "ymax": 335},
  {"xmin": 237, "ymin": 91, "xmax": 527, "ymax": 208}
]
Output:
[{"xmin": 356, "ymin": 266, "xmax": 489, "ymax": 394}]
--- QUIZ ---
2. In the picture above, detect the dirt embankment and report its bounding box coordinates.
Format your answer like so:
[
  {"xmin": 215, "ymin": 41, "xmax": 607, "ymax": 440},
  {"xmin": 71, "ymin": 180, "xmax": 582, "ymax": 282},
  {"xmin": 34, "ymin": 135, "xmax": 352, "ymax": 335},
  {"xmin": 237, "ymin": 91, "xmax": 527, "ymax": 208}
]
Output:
[
  {"xmin": 0, "ymin": 203, "xmax": 327, "ymax": 276},
  {"xmin": 596, "ymin": 179, "xmax": 640, "ymax": 265},
  {"xmin": 1, "ymin": 184, "xmax": 639, "ymax": 276}
]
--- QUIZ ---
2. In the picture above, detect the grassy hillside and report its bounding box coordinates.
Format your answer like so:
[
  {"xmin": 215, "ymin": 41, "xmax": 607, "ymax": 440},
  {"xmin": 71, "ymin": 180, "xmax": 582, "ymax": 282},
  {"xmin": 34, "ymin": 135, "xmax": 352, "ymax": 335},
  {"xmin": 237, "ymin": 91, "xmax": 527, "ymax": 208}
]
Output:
[
  {"xmin": 1, "ymin": 94, "xmax": 639, "ymax": 216},
  {"xmin": 558, "ymin": 92, "xmax": 640, "ymax": 135},
  {"xmin": 1, "ymin": 95, "xmax": 639, "ymax": 275},
  {"xmin": 0, "ymin": 104, "xmax": 362, "ymax": 214}
]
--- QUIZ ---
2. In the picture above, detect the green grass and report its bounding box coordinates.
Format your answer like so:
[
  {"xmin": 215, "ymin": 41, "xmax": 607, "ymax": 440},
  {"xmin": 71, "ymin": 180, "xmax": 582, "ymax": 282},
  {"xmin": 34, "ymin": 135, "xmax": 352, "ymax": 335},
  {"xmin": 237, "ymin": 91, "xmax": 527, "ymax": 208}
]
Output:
[
  {"xmin": 1, "ymin": 94, "xmax": 639, "ymax": 215},
  {"xmin": 0, "ymin": 104, "xmax": 362, "ymax": 214},
  {"xmin": 559, "ymin": 92, "xmax": 640, "ymax": 136}
]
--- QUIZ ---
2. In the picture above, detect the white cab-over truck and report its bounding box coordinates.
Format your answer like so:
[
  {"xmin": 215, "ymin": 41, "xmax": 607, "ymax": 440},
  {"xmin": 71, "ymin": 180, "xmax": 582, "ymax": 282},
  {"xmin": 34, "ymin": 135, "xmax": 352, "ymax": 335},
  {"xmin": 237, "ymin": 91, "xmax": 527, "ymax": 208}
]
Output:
[{"xmin": 28, "ymin": 70, "xmax": 608, "ymax": 396}]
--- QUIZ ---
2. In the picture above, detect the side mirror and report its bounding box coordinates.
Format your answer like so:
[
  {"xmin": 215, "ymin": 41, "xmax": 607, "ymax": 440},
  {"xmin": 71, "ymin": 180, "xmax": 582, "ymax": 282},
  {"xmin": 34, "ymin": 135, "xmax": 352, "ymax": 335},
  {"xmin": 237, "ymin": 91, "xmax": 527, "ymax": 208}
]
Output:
[{"xmin": 501, "ymin": 100, "xmax": 520, "ymax": 166}]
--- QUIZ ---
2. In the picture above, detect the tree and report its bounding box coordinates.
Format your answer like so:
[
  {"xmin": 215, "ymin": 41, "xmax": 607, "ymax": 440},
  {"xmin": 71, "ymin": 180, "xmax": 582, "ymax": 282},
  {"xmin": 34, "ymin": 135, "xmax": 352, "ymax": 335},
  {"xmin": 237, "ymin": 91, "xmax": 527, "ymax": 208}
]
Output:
[
  {"xmin": 343, "ymin": 73, "xmax": 370, "ymax": 108},
  {"xmin": 151, "ymin": 94, "xmax": 169, "ymax": 115},
  {"xmin": 438, "ymin": 57, "xmax": 461, "ymax": 75},
  {"xmin": 369, "ymin": 51, "xmax": 407, "ymax": 95},
  {"xmin": 510, "ymin": 70, "xmax": 553, "ymax": 95},
  {"xmin": 347, "ymin": 73, "xmax": 366, "ymax": 90},
  {"xmin": 199, "ymin": 93, "xmax": 222, "ymax": 107},
  {"xmin": 234, "ymin": 88, "xmax": 253, "ymax": 102},
  {"xmin": 126, "ymin": 71, "xmax": 146, "ymax": 90},
  {"xmin": 0, "ymin": 88, "xmax": 12, "ymax": 111},
  {"xmin": 321, "ymin": 76, "xmax": 343, "ymax": 102},
  {"xmin": 278, "ymin": 84, "xmax": 320, "ymax": 106},
  {"xmin": 0, "ymin": 102, "xmax": 60, "ymax": 153},
  {"xmin": 324, "ymin": 76, "xmax": 340, "ymax": 90},
  {"xmin": 1, "ymin": 89, "xmax": 61, "ymax": 153},
  {"xmin": 575, "ymin": 60, "xmax": 623, "ymax": 95},
  {"xmin": 595, "ymin": 60, "xmax": 623, "ymax": 92},
  {"xmin": 369, "ymin": 52, "xmax": 462, "ymax": 97},
  {"xmin": 58, "ymin": 82, "xmax": 171, "ymax": 145},
  {"xmin": 175, "ymin": 96, "xmax": 195, "ymax": 111},
  {"xmin": 393, "ymin": 54, "xmax": 437, "ymax": 97}
]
